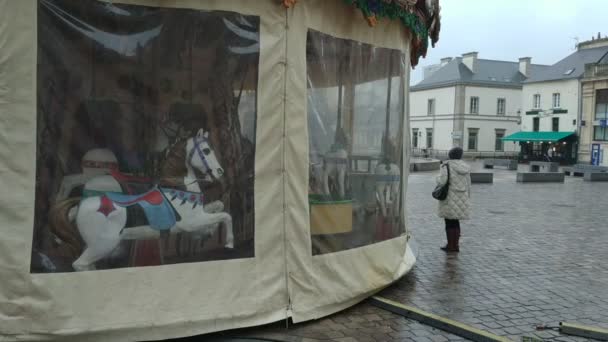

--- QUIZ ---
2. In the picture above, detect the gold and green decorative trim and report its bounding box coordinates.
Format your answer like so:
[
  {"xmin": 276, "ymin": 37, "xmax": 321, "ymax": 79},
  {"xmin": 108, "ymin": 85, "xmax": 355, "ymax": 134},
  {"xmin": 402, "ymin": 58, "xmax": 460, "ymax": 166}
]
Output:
[
  {"xmin": 280, "ymin": 0, "xmax": 441, "ymax": 68},
  {"xmin": 343, "ymin": 0, "xmax": 441, "ymax": 67}
]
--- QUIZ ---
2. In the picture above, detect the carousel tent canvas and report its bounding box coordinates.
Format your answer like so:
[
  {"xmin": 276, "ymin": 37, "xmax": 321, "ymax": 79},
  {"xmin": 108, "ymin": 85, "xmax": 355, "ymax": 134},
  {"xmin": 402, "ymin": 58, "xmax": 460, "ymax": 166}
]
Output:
[{"xmin": 0, "ymin": 0, "xmax": 440, "ymax": 340}]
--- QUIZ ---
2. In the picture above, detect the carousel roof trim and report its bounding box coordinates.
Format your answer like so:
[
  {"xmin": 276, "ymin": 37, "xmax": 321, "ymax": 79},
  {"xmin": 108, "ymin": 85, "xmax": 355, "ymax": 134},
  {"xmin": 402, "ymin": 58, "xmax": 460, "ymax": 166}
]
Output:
[{"xmin": 282, "ymin": 0, "xmax": 441, "ymax": 68}]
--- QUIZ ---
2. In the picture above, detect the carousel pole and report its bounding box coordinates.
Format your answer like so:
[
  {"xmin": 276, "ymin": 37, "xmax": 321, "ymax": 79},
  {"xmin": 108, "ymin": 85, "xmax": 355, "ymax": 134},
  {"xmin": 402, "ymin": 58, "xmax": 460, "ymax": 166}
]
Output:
[
  {"xmin": 189, "ymin": 33, "xmax": 193, "ymax": 104},
  {"xmin": 375, "ymin": 50, "xmax": 397, "ymax": 242},
  {"xmin": 397, "ymin": 56, "xmax": 405, "ymax": 220},
  {"xmin": 343, "ymin": 41, "xmax": 356, "ymax": 157},
  {"xmin": 336, "ymin": 60, "xmax": 344, "ymax": 146},
  {"xmin": 383, "ymin": 50, "xmax": 394, "ymax": 162}
]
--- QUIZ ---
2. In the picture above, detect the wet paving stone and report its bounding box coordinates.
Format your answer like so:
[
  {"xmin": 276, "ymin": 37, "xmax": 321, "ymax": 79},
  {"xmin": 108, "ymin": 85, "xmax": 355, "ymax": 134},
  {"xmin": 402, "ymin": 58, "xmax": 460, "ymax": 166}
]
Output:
[{"xmin": 207, "ymin": 163, "xmax": 608, "ymax": 341}]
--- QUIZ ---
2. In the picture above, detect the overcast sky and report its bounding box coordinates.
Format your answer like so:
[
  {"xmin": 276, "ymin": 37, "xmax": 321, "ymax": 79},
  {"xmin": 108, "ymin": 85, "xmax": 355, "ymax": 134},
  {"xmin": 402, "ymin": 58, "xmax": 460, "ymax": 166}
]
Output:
[{"xmin": 410, "ymin": 0, "xmax": 608, "ymax": 84}]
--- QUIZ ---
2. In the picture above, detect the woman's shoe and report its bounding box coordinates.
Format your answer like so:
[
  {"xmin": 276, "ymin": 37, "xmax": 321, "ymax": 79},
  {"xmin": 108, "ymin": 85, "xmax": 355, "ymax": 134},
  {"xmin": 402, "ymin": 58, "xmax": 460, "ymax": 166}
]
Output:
[{"xmin": 440, "ymin": 229, "xmax": 459, "ymax": 252}]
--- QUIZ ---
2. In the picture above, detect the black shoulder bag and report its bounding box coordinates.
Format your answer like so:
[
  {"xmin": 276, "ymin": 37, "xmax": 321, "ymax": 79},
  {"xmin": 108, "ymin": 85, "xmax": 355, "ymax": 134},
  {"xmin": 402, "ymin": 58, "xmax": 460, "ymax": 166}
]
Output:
[{"xmin": 432, "ymin": 163, "xmax": 450, "ymax": 201}]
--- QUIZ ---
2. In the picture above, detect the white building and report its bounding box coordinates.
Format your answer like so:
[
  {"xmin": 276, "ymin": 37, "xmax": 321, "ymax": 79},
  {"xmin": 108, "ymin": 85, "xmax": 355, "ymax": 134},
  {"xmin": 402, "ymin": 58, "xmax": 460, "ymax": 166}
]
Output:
[
  {"xmin": 410, "ymin": 52, "xmax": 548, "ymax": 155},
  {"xmin": 514, "ymin": 37, "xmax": 608, "ymax": 164},
  {"xmin": 579, "ymin": 38, "xmax": 608, "ymax": 166}
]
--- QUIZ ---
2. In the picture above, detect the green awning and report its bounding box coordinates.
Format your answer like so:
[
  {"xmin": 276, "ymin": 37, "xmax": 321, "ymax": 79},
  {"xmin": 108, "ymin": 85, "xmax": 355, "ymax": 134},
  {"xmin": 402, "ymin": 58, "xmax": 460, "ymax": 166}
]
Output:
[{"xmin": 502, "ymin": 131, "xmax": 576, "ymax": 142}]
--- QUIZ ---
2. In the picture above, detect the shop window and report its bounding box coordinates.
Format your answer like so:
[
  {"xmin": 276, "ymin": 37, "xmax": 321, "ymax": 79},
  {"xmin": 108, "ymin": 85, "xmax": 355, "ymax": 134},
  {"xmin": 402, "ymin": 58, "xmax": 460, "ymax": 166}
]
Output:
[
  {"xmin": 33, "ymin": 0, "xmax": 259, "ymax": 272},
  {"xmin": 307, "ymin": 30, "xmax": 405, "ymax": 255}
]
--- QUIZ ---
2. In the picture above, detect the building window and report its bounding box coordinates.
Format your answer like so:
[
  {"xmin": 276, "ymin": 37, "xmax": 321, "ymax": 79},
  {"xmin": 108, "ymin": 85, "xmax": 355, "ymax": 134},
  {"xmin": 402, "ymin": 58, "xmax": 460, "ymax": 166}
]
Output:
[
  {"xmin": 426, "ymin": 128, "xmax": 433, "ymax": 148},
  {"xmin": 533, "ymin": 117, "xmax": 540, "ymax": 132},
  {"xmin": 533, "ymin": 94, "xmax": 541, "ymax": 109},
  {"xmin": 594, "ymin": 126, "xmax": 608, "ymax": 141},
  {"xmin": 470, "ymin": 97, "xmax": 479, "ymax": 114},
  {"xmin": 552, "ymin": 93, "xmax": 561, "ymax": 108},
  {"xmin": 468, "ymin": 129, "xmax": 478, "ymax": 151},
  {"xmin": 596, "ymin": 103, "xmax": 608, "ymax": 120},
  {"xmin": 412, "ymin": 128, "xmax": 419, "ymax": 148},
  {"xmin": 427, "ymin": 99, "xmax": 435, "ymax": 115},
  {"xmin": 497, "ymin": 98, "xmax": 506, "ymax": 115},
  {"xmin": 596, "ymin": 89, "xmax": 608, "ymax": 120},
  {"xmin": 495, "ymin": 130, "xmax": 505, "ymax": 151},
  {"xmin": 552, "ymin": 117, "xmax": 559, "ymax": 132}
]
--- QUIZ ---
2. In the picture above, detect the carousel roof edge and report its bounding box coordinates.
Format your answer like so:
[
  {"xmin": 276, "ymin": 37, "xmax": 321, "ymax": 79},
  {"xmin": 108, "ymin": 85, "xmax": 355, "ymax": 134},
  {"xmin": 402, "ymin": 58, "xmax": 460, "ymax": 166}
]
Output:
[{"xmin": 281, "ymin": 0, "xmax": 441, "ymax": 68}]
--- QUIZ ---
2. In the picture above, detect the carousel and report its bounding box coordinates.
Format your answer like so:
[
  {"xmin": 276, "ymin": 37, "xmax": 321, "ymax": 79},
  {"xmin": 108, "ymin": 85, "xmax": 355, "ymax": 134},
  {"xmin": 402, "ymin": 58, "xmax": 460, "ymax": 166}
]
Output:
[{"xmin": 0, "ymin": 0, "xmax": 440, "ymax": 340}]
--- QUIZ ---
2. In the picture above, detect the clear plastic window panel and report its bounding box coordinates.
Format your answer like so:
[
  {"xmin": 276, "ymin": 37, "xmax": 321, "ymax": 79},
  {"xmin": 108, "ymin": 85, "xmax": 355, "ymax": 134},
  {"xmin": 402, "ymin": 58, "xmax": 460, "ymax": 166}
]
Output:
[
  {"xmin": 306, "ymin": 30, "xmax": 405, "ymax": 255},
  {"xmin": 32, "ymin": 0, "xmax": 259, "ymax": 272}
]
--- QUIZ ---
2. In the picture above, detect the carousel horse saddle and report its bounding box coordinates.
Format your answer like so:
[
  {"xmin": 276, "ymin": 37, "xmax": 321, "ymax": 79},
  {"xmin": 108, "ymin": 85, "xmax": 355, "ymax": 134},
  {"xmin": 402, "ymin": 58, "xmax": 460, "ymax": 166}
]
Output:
[
  {"xmin": 104, "ymin": 189, "xmax": 179, "ymax": 230},
  {"xmin": 110, "ymin": 170, "xmax": 154, "ymax": 195}
]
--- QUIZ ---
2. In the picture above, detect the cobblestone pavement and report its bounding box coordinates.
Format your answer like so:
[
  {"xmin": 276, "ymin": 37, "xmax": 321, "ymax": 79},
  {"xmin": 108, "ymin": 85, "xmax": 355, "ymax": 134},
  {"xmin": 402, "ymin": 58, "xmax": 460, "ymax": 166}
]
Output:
[{"xmin": 207, "ymin": 163, "xmax": 608, "ymax": 342}]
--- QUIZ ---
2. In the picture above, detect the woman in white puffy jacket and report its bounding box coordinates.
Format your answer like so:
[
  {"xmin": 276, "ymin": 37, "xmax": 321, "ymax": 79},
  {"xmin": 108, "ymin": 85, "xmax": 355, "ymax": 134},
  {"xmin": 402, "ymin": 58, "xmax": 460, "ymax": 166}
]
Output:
[{"xmin": 436, "ymin": 147, "xmax": 471, "ymax": 252}]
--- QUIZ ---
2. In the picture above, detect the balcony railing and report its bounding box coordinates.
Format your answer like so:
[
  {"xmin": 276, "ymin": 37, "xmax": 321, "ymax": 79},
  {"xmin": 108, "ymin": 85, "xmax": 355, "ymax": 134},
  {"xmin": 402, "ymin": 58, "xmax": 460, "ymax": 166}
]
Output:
[{"xmin": 584, "ymin": 63, "xmax": 608, "ymax": 78}]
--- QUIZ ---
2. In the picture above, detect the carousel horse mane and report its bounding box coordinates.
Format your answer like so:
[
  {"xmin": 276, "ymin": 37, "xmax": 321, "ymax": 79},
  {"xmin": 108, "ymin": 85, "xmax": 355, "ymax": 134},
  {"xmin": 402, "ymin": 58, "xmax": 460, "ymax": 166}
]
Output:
[{"xmin": 160, "ymin": 138, "xmax": 188, "ymax": 186}]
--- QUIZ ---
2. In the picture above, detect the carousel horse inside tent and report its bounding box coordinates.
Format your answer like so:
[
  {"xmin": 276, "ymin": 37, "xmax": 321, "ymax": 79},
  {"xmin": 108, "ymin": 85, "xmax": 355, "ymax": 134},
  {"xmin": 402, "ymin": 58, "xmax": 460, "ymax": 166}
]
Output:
[
  {"xmin": 55, "ymin": 148, "xmax": 118, "ymax": 201},
  {"xmin": 322, "ymin": 129, "xmax": 350, "ymax": 198},
  {"xmin": 374, "ymin": 161, "xmax": 400, "ymax": 218},
  {"xmin": 55, "ymin": 112, "xmax": 185, "ymax": 202},
  {"xmin": 373, "ymin": 137, "xmax": 401, "ymax": 241},
  {"xmin": 51, "ymin": 128, "xmax": 233, "ymax": 271}
]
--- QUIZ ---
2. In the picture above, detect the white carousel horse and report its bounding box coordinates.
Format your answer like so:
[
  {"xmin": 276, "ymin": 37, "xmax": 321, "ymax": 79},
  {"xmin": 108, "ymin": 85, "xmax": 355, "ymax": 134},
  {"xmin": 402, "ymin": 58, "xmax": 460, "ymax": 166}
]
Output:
[
  {"xmin": 374, "ymin": 162, "xmax": 400, "ymax": 218},
  {"xmin": 55, "ymin": 148, "xmax": 118, "ymax": 201},
  {"xmin": 309, "ymin": 153, "xmax": 325, "ymax": 193},
  {"xmin": 55, "ymin": 119, "xmax": 180, "ymax": 202},
  {"xmin": 322, "ymin": 147, "xmax": 348, "ymax": 198},
  {"xmin": 53, "ymin": 129, "xmax": 233, "ymax": 271}
]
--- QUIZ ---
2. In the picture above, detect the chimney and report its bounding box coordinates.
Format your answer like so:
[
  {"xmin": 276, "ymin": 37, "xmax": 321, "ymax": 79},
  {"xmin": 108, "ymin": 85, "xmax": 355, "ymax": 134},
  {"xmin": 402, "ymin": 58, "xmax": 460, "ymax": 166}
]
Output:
[
  {"xmin": 423, "ymin": 64, "xmax": 439, "ymax": 79},
  {"xmin": 578, "ymin": 35, "xmax": 608, "ymax": 50},
  {"xmin": 519, "ymin": 57, "xmax": 531, "ymax": 77},
  {"xmin": 462, "ymin": 52, "xmax": 478, "ymax": 73},
  {"xmin": 440, "ymin": 57, "xmax": 452, "ymax": 66}
]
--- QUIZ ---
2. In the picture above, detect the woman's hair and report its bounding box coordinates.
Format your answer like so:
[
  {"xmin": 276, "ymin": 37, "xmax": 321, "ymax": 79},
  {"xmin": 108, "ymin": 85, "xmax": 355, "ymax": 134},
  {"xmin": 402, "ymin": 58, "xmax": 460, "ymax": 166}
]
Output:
[{"xmin": 448, "ymin": 147, "xmax": 464, "ymax": 160}]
